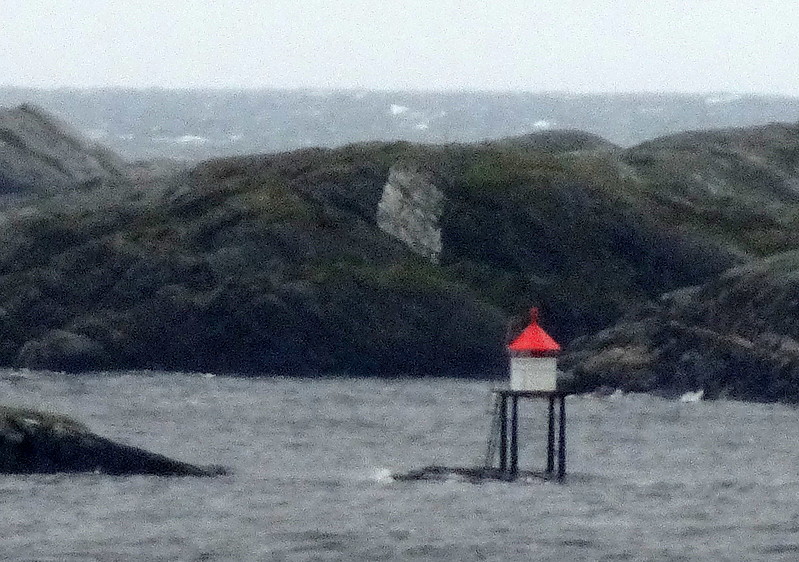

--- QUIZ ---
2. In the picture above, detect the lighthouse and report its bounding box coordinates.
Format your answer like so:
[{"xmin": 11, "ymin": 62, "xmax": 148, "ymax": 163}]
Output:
[
  {"xmin": 394, "ymin": 306, "xmax": 570, "ymax": 482},
  {"xmin": 507, "ymin": 307, "xmax": 561, "ymax": 391}
]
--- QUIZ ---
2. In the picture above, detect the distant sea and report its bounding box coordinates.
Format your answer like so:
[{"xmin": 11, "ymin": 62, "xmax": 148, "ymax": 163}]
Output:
[
  {"xmin": 3, "ymin": 88, "xmax": 799, "ymax": 161},
  {"xmin": 2, "ymin": 370, "xmax": 799, "ymax": 561}
]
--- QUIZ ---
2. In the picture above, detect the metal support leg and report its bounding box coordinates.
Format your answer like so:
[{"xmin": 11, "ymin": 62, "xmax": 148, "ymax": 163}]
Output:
[
  {"xmin": 499, "ymin": 395, "xmax": 507, "ymax": 472},
  {"xmin": 557, "ymin": 396, "xmax": 566, "ymax": 481},
  {"xmin": 510, "ymin": 396, "xmax": 519, "ymax": 478},
  {"xmin": 547, "ymin": 395, "xmax": 555, "ymax": 474}
]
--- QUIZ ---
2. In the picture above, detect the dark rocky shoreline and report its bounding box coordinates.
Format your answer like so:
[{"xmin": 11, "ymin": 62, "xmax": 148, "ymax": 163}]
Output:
[
  {"xmin": 3, "ymin": 104, "xmax": 799, "ymax": 401},
  {"xmin": 0, "ymin": 405, "xmax": 226, "ymax": 476}
]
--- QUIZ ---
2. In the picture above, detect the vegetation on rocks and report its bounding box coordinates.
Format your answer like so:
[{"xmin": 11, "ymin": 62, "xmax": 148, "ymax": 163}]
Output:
[
  {"xmin": 3, "ymin": 105, "xmax": 799, "ymax": 401},
  {"xmin": 562, "ymin": 251, "xmax": 799, "ymax": 402},
  {"xmin": 0, "ymin": 104, "xmax": 127, "ymax": 198}
]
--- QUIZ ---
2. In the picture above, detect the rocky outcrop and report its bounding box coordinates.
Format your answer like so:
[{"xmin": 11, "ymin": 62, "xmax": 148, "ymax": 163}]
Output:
[
  {"xmin": 377, "ymin": 166, "xmax": 443, "ymax": 263},
  {"xmin": 488, "ymin": 130, "xmax": 619, "ymax": 153},
  {"xmin": 0, "ymin": 104, "xmax": 127, "ymax": 197},
  {"xmin": 562, "ymin": 251, "xmax": 799, "ymax": 402},
  {"xmin": 616, "ymin": 122, "xmax": 799, "ymax": 256},
  {"xmin": 3, "ymin": 112, "xmax": 799, "ymax": 390},
  {"xmin": 0, "ymin": 134, "xmax": 739, "ymax": 376},
  {"xmin": 0, "ymin": 405, "xmax": 226, "ymax": 476},
  {"xmin": 16, "ymin": 330, "xmax": 108, "ymax": 372}
]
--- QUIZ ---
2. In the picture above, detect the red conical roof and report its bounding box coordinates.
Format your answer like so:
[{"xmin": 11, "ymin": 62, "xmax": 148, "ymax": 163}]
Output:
[{"xmin": 508, "ymin": 308, "xmax": 561, "ymax": 355}]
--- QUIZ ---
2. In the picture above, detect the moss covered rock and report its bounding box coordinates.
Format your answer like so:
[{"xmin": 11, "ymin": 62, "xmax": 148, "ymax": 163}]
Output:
[{"xmin": 3, "ymin": 113, "xmax": 799, "ymax": 382}]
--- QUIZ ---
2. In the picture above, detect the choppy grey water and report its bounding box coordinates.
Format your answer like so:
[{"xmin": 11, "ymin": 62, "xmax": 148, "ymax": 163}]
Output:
[{"xmin": 1, "ymin": 370, "xmax": 799, "ymax": 561}]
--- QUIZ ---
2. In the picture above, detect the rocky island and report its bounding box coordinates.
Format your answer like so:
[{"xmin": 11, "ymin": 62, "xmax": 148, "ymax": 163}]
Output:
[
  {"xmin": 2, "ymin": 103, "xmax": 799, "ymax": 402},
  {"xmin": 0, "ymin": 405, "xmax": 225, "ymax": 476}
]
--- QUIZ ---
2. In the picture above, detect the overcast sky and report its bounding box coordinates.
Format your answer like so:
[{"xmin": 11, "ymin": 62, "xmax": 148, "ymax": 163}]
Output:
[{"xmin": 2, "ymin": 1, "xmax": 798, "ymax": 94}]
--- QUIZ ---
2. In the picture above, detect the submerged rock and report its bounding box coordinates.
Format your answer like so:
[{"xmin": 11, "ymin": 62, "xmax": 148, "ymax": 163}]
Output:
[
  {"xmin": 392, "ymin": 465, "xmax": 560, "ymax": 484},
  {"xmin": 0, "ymin": 405, "xmax": 226, "ymax": 476}
]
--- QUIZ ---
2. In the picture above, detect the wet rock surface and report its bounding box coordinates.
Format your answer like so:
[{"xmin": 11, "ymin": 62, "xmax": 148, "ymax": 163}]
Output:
[
  {"xmin": 0, "ymin": 405, "xmax": 226, "ymax": 476},
  {"xmin": 392, "ymin": 465, "xmax": 560, "ymax": 484},
  {"xmin": 563, "ymin": 251, "xmax": 799, "ymax": 403}
]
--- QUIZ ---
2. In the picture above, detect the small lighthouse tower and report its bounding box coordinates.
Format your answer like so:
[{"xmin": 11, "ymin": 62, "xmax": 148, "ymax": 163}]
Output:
[
  {"xmin": 508, "ymin": 308, "xmax": 561, "ymax": 391},
  {"xmin": 393, "ymin": 306, "xmax": 571, "ymax": 483},
  {"xmin": 483, "ymin": 307, "xmax": 568, "ymax": 481}
]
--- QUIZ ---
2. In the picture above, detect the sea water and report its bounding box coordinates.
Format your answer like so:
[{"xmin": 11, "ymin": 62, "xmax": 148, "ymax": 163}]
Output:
[{"xmin": 1, "ymin": 370, "xmax": 798, "ymax": 561}]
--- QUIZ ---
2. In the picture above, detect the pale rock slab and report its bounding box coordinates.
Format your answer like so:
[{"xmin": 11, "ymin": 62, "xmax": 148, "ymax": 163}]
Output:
[{"xmin": 377, "ymin": 167, "xmax": 444, "ymax": 263}]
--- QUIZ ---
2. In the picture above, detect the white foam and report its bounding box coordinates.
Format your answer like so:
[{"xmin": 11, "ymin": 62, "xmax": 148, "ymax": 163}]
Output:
[
  {"xmin": 705, "ymin": 94, "xmax": 741, "ymax": 105},
  {"xmin": 680, "ymin": 390, "xmax": 704, "ymax": 403},
  {"xmin": 154, "ymin": 135, "xmax": 210, "ymax": 145},
  {"xmin": 175, "ymin": 135, "xmax": 210, "ymax": 145},
  {"xmin": 369, "ymin": 467, "xmax": 396, "ymax": 483}
]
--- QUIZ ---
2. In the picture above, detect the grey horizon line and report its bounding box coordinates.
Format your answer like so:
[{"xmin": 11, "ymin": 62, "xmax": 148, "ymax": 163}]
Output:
[{"xmin": 0, "ymin": 84, "xmax": 797, "ymax": 99}]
